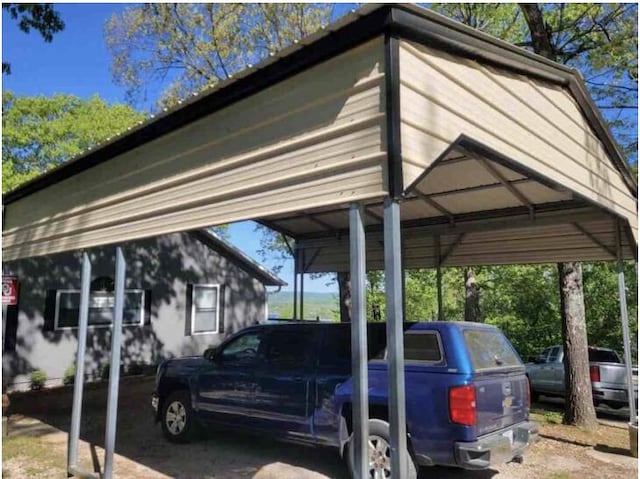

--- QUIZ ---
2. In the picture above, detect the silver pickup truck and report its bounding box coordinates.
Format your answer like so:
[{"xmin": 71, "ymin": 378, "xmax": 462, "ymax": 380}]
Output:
[{"xmin": 526, "ymin": 346, "xmax": 638, "ymax": 409}]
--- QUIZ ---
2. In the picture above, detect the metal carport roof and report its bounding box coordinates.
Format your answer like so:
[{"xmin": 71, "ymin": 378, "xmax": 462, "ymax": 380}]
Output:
[{"xmin": 2, "ymin": 3, "xmax": 637, "ymax": 262}]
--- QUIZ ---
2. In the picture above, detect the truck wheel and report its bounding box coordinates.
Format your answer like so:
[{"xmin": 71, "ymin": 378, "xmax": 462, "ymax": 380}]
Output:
[
  {"xmin": 346, "ymin": 418, "xmax": 417, "ymax": 479},
  {"xmin": 161, "ymin": 390, "xmax": 194, "ymax": 443},
  {"xmin": 528, "ymin": 380, "xmax": 540, "ymax": 403}
]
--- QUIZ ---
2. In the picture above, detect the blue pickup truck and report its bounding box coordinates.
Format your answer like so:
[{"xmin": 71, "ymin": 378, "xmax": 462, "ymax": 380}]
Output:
[{"xmin": 152, "ymin": 321, "xmax": 538, "ymax": 478}]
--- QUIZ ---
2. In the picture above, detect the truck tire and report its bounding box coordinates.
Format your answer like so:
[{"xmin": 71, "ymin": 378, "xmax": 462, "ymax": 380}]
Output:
[
  {"xmin": 346, "ymin": 418, "xmax": 417, "ymax": 479},
  {"xmin": 527, "ymin": 378, "xmax": 540, "ymax": 403},
  {"xmin": 161, "ymin": 390, "xmax": 194, "ymax": 443}
]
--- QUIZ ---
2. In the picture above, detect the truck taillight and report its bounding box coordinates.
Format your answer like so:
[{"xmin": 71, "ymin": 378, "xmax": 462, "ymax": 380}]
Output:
[
  {"xmin": 449, "ymin": 385, "xmax": 477, "ymax": 426},
  {"xmin": 590, "ymin": 365, "xmax": 601, "ymax": 382},
  {"xmin": 525, "ymin": 377, "xmax": 531, "ymax": 408}
]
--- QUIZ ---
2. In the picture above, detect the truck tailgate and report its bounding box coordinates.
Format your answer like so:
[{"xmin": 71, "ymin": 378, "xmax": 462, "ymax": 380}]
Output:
[
  {"xmin": 475, "ymin": 370, "xmax": 529, "ymax": 437},
  {"xmin": 598, "ymin": 362, "xmax": 638, "ymax": 387}
]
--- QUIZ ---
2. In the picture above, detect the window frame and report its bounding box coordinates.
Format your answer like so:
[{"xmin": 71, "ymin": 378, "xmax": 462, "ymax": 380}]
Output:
[
  {"xmin": 548, "ymin": 346, "xmax": 561, "ymax": 363},
  {"xmin": 265, "ymin": 328, "xmax": 317, "ymax": 371},
  {"xmin": 54, "ymin": 289, "xmax": 146, "ymax": 330},
  {"xmin": 218, "ymin": 330, "xmax": 264, "ymax": 364},
  {"xmin": 373, "ymin": 330, "xmax": 446, "ymax": 366},
  {"xmin": 190, "ymin": 284, "xmax": 221, "ymax": 335}
]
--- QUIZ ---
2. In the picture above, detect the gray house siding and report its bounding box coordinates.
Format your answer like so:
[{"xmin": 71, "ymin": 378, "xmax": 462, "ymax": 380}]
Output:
[{"xmin": 2, "ymin": 232, "xmax": 267, "ymax": 390}]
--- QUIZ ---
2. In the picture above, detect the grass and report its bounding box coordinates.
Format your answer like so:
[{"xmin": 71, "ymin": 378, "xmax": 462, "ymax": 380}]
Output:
[
  {"xmin": 530, "ymin": 404, "xmax": 631, "ymax": 451},
  {"xmin": 531, "ymin": 406, "xmax": 564, "ymax": 425},
  {"xmin": 2, "ymin": 433, "xmax": 65, "ymax": 478},
  {"xmin": 548, "ymin": 473, "xmax": 571, "ymax": 479}
]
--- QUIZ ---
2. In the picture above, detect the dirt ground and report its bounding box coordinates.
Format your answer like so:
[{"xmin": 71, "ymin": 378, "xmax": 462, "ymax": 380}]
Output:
[{"xmin": 3, "ymin": 377, "xmax": 638, "ymax": 479}]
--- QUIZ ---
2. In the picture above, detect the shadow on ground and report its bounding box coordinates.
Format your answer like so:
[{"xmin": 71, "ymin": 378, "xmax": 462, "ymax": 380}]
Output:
[
  {"xmin": 533, "ymin": 395, "xmax": 632, "ymax": 423},
  {"xmin": 7, "ymin": 378, "xmax": 502, "ymax": 478}
]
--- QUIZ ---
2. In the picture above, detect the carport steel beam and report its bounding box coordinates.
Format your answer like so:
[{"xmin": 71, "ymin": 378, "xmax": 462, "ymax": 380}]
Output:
[
  {"xmin": 68, "ymin": 253, "xmax": 96, "ymax": 479},
  {"xmin": 616, "ymin": 221, "xmax": 637, "ymax": 422},
  {"xmin": 349, "ymin": 203, "xmax": 369, "ymax": 478},
  {"xmin": 67, "ymin": 247, "xmax": 127, "ymax": 479},
  {"xmin": 384, "ymin": 198, "xmax": 409, "ymax": 477}
]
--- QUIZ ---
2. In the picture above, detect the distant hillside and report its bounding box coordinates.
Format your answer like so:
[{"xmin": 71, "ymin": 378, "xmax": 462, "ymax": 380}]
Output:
[{"xmin": 268, "ymin": 290, "xmax": 339, "ymax": 321}]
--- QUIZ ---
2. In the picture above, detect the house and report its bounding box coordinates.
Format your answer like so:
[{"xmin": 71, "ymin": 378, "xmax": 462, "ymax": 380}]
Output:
[{"xmin": 2, "ymin": 230, "xmax": 285, "ymax": 390}]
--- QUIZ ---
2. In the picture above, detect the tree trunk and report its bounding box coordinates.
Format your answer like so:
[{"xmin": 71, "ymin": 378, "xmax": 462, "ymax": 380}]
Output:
[
  {"xmin": 464, "ymin": 268, "xmax": 481, "ymax": 322},
  {"xmin": 519, "ymin": 3, "xmax": 556, "ymax": 60},
  {"xmin": 337, "ymin": 271, "xmax": 351, "ymax": 323},
  {"xmin": 557, "ymin": 262, "xmax": 598, "ymax": 430}
]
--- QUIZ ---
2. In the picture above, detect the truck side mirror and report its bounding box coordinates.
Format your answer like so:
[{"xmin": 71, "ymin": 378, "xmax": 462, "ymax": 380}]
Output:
[{"xmin": 204, "ymin": 347, "xmax": 219, "ymax": 361}]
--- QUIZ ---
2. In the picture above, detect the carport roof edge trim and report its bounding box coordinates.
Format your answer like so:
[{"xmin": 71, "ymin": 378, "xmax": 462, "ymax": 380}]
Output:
[{"xmin": 3, "ymin": 3, "xmax": 636, "ymax": 205}]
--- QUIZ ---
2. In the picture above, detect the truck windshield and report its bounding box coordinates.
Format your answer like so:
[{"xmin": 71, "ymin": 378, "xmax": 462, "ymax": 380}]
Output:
[
  {"xmin": 588, "ymin": 349, "xmax": 621, "ymax": 363},
  {"xmin": 464, "ymin": 329, "xmax": 522, "ymax": 371}
]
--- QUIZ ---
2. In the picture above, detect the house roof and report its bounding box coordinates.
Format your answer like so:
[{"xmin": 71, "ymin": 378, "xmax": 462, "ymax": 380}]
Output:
[
  {"xmin": 190, "ymin": 230, "xmax": 286, "ymax": 287},
  {"xmin": 3, "ymin": 3, "xmax": 635, "ymax": 206}
]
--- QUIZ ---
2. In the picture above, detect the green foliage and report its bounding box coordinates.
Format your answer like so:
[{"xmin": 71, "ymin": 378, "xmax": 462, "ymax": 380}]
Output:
[
  {"xmin": 362, "ymin": 262, "xmax": 636, "ymax": 362},
  {"xmin": 105, "ymin": 3, "xmax": 332, "ymax": 108},
  {"xmin": 63, "ymin": 364, "xmax": 76, "ymax": 385},
  {"xmin": 30, "ymin": 370, "xmax": 47, "ymax": 390},
  {"xmin": 2, "ymin": 3, "xmax": 65, "ymax": 74},
  {"xmin": 480, "ymin": 265, "xmax": 562, "ymax": 359},
  {"xmin": 2, "ymin": 90, "xmax": 145, "ymax": 193},
  {"xmin": 583, "ymin": 262, "xmax": 638, "ymax": 361},
  {"xmin": 367, "ymin": 268, "xmax": 466, "ymax": 323}
]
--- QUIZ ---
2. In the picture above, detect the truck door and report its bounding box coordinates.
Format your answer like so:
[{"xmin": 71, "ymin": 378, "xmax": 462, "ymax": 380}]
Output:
[
  {"xmin": 547, "ymin": 347, "xmax": 565, "ymax": 393},
  {"xmin": 195, "ymin": 329, "xmax": 265, "ymax": 425},
  {"xmin": 252, "ymin": 328, "xmax": 318, "ymax": 437},
  {"xmin": 531, "ymin": 347, "xmax": 555, "ymax": 393}
]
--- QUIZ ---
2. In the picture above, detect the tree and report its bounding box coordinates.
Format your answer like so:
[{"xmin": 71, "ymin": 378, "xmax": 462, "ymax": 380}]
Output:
[
  {"xmin": 338, "ymin": 272, "xmax": 352, "ymax": 323},
  {"xmin": 104, "ymin": 3, "xmax": 332, "ymax": 108},
  {"xmin": 2, "ymin": 91, "xmax": 145, "ymax": 193},
  {"xmin": 464, "ymin": 268, "xmax": 481, "ymax": 322},
  {"xmin": 2, "ymin": 4, "xmax": 65, "ymax": 74},
  {"xmin": 557, "ymin": 262, "xmax": 597, "ymax": 430}
]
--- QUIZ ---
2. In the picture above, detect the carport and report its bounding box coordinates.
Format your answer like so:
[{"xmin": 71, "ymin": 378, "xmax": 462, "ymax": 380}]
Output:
[{"xmin": 2, "ymin": 4, "xmax": 637, "ymax": 479}]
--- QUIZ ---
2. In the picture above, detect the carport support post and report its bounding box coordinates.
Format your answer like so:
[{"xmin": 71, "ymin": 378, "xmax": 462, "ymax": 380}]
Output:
[
  {"xmin": 300, "ymin": 249, "xmax": 305, "ymax": 320},
  {"xmin": 103, "ymin": 247, "xmax": 126, "ymax": 479},
  {"xmin": 67, "ymin": 252, "xmax": 92, "ymax": 475},
  {"xmin": 293, "ymin": 247, "xmax": 299, "ymax": 319},
  {"xmin": 616, "ymin": 222, "xmax": 637, "ymax": 422},
  {"xmin": 350, "ymin": 202, "xmax": 369, "ymax": 479},
  {"xmin": 384, "ymin": 198, "xmax": 408, "ymax": 478}
]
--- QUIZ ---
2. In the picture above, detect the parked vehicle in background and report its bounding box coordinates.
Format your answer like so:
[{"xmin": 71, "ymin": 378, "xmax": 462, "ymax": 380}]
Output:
[
  {"xmin": 526, "ymin": 345, "xmax": 638, "ymax": 409},
  {"xmin": 152, "ymin": 322, "xmax": 538, "ymax": 479}
]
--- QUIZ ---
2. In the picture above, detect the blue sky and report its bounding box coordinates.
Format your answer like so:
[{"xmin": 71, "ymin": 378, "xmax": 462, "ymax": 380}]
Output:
[{"xmin": 2, "ymin": 3, "xmax": 359, "ymax": 294}]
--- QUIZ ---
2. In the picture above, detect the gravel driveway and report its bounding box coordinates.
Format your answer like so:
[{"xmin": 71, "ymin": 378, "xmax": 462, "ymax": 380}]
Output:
[{"xmin": 4, "ymin": 376, "xmax": 637, "ymax": 479}]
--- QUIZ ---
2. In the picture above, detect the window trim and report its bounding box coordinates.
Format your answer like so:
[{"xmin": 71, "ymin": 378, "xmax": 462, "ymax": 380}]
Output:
[
  {"xmin": 191, "ymin": 284, "xmax": 221, "ymax": 335},
  {"xmin": 54, "ymin": 289, "xmax": 146, "ymax": 330},
  {"xmin": 372, "ymin": 330, "xmax": 446, "ymax": 366}
]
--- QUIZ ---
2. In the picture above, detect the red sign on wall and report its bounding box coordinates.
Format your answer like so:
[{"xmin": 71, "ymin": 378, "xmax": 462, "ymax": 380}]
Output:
[{"xmin": 2, "ymin": 276, "xmax": 18, "ymax": 306}]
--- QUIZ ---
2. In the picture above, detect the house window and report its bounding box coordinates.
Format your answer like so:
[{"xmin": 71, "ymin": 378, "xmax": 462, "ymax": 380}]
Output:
[
  {"xmin": 55, "ymin": 290, "xmax": 146, "ymax": 329},
  {"xmin": 191, "ymin": 285, "xmax": 220, "ymax": 334}
]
